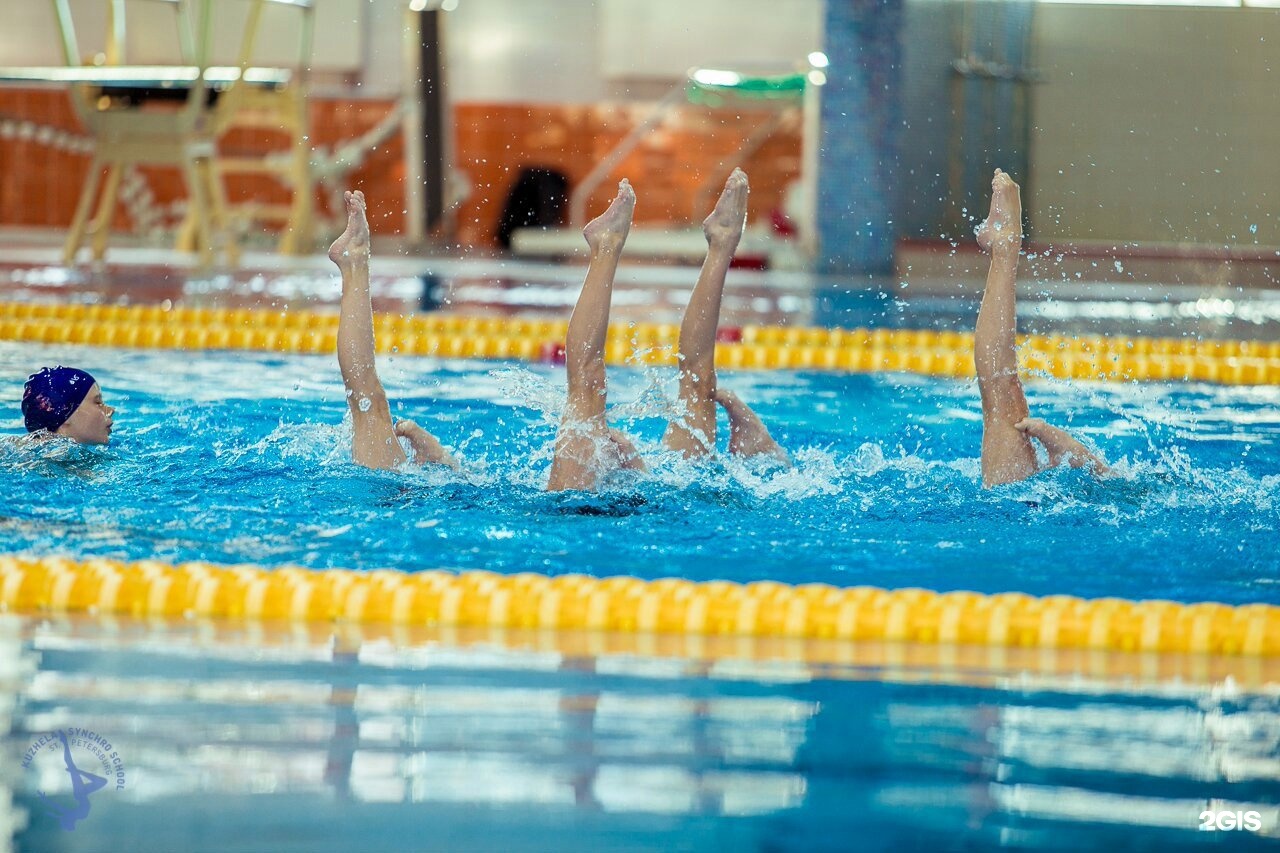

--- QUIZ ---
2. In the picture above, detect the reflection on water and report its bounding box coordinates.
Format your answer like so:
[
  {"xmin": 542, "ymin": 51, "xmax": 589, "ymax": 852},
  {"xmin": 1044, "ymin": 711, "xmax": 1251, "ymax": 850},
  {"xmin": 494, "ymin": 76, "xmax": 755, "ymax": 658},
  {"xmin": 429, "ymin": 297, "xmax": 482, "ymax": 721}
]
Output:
[
  {"xmin": 3, "ymin": 616, "xmax": 1278, "ymax": 852},
  {"xmin": 0, "ymin": 618, "xmax": 33, "ymax": 853}
]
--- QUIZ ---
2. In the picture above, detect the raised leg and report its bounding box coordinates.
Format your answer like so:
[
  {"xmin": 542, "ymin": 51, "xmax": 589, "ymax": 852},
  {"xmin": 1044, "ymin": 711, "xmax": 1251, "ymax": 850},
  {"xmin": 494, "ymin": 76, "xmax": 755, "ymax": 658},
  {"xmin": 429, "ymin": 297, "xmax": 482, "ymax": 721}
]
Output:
[
  {"xmin": 547, "ymin": 180, "xmax": 637, "ymax": 492},
  {"xmin": 329, "ymin": 190, "xmax": 405, "ymax": 470},
  {"xmin": 974, "ymin": 169, "xmax": 1038, "ymax": 486},
  {"xmin": 662, "ymin": 168, "xmax": 748, "ymax": 457}
]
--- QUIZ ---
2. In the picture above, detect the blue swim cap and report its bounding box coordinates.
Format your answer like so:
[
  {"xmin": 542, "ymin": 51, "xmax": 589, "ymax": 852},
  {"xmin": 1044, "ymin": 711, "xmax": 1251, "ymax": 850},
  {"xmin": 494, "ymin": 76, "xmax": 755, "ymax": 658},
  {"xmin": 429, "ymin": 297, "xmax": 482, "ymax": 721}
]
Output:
[{"xmin": 22, "ymin": 366, "xmax": 96, "ymax": 434}]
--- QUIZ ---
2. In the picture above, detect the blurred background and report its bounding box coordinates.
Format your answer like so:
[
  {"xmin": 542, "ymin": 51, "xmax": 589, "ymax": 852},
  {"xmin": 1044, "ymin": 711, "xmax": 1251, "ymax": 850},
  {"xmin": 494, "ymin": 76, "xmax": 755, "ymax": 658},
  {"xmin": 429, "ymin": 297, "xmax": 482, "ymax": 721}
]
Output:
[{"xmin": 0, "ymin": 0, "xmax": 1276, "ymax": 284}]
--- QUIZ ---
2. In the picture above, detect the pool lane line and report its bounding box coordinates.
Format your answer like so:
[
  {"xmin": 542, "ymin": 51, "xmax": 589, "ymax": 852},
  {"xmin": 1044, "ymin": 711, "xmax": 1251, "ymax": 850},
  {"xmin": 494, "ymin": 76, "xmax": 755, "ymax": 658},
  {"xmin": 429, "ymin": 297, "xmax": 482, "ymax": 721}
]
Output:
[
  {"xmin": 2, "ymin": 555, "xmax": 1277, "ymax": 657},
  {"xmin": 0, "ymin": 301, "xmax": 1278, "ymax": 384}
]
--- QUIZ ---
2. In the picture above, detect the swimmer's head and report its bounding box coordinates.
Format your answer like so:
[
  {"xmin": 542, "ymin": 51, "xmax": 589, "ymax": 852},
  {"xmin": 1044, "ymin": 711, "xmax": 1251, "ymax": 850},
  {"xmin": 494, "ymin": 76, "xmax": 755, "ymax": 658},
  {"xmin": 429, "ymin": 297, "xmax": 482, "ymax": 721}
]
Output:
[{"xmin": 22, "ymin": 366, "xmax": 114, "ymax": 445}]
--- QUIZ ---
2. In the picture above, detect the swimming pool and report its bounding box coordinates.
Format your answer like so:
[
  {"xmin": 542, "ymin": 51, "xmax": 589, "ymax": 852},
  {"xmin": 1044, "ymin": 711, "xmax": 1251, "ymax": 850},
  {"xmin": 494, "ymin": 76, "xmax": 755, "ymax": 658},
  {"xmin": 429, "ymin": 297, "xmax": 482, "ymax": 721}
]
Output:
[
  {"xmin": 1, "ymin": 341, "xmax": 1277, "ymax": 606},
  {"xmin": 1, "ymin": 253, "xmax": 1278, "ymax": 851},
  {"xmin": 3, "ymin": 614, "xmax": 1278, "ymax": 852}
]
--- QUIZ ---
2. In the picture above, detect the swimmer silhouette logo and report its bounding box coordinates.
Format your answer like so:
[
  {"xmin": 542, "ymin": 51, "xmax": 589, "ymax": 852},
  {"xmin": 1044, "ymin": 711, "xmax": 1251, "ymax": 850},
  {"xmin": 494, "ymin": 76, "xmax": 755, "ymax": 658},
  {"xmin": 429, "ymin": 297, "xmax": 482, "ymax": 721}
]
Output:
[{"xmin": 21, "ymin": 727, "xmax": 126, "ymax": 830}]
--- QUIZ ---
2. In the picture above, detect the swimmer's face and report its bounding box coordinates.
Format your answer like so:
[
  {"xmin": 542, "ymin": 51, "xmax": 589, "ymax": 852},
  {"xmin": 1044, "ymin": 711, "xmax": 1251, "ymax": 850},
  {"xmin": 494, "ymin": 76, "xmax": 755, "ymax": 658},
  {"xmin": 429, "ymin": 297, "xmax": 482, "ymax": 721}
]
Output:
[{"xmin": 56, "ymin": 383, "xmax": 114, "ymax": 445}]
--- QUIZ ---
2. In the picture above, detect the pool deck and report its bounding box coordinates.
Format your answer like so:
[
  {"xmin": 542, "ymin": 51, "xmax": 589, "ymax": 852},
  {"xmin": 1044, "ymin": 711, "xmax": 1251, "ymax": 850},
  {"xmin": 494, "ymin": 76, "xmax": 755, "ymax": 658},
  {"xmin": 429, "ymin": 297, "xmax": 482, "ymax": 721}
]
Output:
[{"xmin": 1, "ymin": 228, "xmax": 1279, "ymax": 340}]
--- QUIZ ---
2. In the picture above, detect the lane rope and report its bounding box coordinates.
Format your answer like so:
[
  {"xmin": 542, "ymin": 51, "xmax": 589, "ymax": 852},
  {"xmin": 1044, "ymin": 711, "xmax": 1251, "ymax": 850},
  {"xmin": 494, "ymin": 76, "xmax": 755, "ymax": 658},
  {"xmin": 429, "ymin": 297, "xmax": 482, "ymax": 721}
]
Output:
[
  {"xmin": 2, "ymin": 555, "xmax": 1277, "ymax": 656},
  {"xmin": 1, "ymin": 301, "xmax": 1278, "ymax": 384}
]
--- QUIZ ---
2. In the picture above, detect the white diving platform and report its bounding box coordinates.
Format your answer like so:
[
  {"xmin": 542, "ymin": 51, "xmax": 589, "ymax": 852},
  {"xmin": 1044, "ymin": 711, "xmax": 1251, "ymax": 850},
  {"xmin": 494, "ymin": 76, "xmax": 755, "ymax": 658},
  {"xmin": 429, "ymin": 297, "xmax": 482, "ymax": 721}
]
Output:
[{"xmin": 511, "ymin": 224, "xmax": 806, "ymax": 269}]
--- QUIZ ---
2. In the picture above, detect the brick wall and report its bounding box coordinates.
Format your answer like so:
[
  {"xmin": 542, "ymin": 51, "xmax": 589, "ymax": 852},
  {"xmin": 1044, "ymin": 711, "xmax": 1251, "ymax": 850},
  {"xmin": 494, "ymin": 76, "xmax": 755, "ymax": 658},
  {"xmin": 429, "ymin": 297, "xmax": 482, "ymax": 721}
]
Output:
[
  {"xmin": 0, "ymin": 90, "xmax": 802, "ymax": 250},
  {"xmin": 0, "ymin": 89, "xmax": 404, "ymax": 238},
  {"xmin": 453, "ymin": 103, "xmax": 802, "ymax": 248}
]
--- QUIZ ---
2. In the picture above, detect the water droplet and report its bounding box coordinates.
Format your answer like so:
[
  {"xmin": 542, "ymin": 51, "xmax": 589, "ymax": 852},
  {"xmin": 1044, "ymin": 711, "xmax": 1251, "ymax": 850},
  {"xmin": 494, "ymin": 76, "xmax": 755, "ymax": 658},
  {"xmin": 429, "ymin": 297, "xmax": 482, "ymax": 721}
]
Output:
[{"xmin": 358, "ymin": 397, "xmax": 372, "ymax": 413}]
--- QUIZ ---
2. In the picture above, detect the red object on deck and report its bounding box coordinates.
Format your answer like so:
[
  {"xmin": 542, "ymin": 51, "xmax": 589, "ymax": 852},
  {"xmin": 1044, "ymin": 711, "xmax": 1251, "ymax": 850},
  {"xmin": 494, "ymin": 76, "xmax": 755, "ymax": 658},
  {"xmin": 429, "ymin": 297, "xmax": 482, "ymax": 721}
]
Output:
[
  {"xmin": 540, "ymin": 341, "xmax": 567, "ymax": 365},
  {"xmin": 716, "ymin": 327, "xmax": 743, "ymax": 343},
  {"xmin": 771, "ymin": 207, "xmax": 797, "ymax": 238}
]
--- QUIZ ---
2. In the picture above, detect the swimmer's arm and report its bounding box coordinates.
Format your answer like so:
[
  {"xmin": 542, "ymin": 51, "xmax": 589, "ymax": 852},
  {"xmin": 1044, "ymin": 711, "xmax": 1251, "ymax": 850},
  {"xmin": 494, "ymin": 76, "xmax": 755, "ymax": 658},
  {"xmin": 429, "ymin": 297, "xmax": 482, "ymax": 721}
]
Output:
[
  {"xmin": 3, "ymin": 433, "xmax": 50, "ymax": 449},
  {"xmin": 1015, "ymin": 418, "xmax": 1110, "ymax": 476},
  {"xmin": 608, "ymin": 428, "xmax": 647, "ymax": 472},
  {"xmin": 394, "ymin": 420, "xmax": 459, "ymax": 470},
  {"xmin": 714, "ymin": 389, "xmax": 789, "ymax": 465}
]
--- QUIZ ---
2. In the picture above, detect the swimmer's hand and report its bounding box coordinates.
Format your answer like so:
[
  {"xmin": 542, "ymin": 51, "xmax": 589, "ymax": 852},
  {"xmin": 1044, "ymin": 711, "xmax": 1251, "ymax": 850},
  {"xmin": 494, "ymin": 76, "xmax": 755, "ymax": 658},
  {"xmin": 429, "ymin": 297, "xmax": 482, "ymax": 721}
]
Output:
[
  {"xmin": 608, "ymin": 428, "xmax": 647, "ymax": 472},
  {"xmin": 714, "ymin": 389, "xmax": 789, "ymax": 465},
  {"xmin": 394, "ymin": 420, "xmax": 459, "ymax": 470},
  {"xmin": 1015, "ymin": 418, "xmax": 1109, "ymax": 476}
]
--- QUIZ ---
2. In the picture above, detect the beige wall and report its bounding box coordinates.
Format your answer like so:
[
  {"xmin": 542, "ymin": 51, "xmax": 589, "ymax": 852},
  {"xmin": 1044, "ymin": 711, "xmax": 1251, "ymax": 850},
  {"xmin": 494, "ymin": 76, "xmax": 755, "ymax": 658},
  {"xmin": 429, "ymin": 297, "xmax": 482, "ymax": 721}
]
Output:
[
  {"xmin": 1030, "ymin": 5, "xmax": 1280, "ymax": 247},
  {"xmin": 438, "ymin": 0, "xmax": 821, "ymax": 104},
  {"xmin": 7, "ymin": 0, "xmax": 1277, "ymax": 250},
  {"xmin": 0, "ymin": 0, "xmax": 364, "ymax": 71}
]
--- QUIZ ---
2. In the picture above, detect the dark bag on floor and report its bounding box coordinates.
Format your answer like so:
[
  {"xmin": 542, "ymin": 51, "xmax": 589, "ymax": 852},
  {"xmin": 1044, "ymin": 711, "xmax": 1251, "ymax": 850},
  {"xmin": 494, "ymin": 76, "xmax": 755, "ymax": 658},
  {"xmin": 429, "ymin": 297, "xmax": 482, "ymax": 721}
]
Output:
[{"xmin": 496, "ymin": 167, "xmax": 569, "ymax": 249}]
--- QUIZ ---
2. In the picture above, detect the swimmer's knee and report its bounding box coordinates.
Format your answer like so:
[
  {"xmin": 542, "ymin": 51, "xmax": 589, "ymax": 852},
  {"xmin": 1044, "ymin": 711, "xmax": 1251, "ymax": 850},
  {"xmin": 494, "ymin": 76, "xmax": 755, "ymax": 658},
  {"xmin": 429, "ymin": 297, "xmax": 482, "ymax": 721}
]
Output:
[
  {"xmin": 349, "ymin": 387, "xmax": 391, "ymax": 415},
  {"xmin": 978, "ymin": 373, "xmax": 1027, "ymax": 417},
  {"xmin": 978, "ymin": 370, "xmax": 1022, "ymax": 396},
  {"xmin": 567, "ymin": 361, "xmax": 606, "ymax": 394}
]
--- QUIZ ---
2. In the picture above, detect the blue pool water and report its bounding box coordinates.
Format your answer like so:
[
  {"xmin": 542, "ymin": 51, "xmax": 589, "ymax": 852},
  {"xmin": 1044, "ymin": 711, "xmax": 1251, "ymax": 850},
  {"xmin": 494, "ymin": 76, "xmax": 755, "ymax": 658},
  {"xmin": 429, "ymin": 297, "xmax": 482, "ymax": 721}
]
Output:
[
  {"xmin": 1, "ymin": 341, "xmax": 1277, "ymax": 605},
  {"xmin": 3, "ymin": 616, "xmax": 1278, "ymax": 852}
]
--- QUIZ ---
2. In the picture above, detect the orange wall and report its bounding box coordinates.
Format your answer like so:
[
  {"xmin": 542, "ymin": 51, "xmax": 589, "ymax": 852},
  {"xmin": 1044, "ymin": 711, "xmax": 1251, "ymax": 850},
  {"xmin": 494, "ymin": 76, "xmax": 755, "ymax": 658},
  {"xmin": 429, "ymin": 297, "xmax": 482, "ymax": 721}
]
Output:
[
  {"xmin": 452, "ymin": 103, "xmax": 801, "ymax": 248},
  {"xmin": 0, "ymin": 89, "xmax": 404, "ymax": 237},
  {"xmin": 0, "ymin": 88, "xmax": 85, "ymax": 230},
  {"xmin": 0, "ymin": 90, "xmax": 801, "ymax": 248}
]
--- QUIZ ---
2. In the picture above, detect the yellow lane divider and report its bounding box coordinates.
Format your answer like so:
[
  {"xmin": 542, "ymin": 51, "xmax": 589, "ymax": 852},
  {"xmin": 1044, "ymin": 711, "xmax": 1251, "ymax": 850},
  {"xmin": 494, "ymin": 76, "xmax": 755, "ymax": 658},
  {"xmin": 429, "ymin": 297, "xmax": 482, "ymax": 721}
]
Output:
[
  {"xmin": 2, "ymin": 555, "xmax": 1277, "ymax": 656},
  {"xmin": 1, "ymin": 301, "xmax": 1278, "ymax": 384}
]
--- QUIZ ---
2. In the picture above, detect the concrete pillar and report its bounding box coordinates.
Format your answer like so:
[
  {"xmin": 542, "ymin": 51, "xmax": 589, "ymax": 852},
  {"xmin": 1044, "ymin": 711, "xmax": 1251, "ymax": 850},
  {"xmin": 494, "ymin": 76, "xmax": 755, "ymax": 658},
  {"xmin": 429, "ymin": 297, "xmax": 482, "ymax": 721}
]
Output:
[{"xmin": 817, "ymin": 0, "xmax": 905, "ymax": 276}]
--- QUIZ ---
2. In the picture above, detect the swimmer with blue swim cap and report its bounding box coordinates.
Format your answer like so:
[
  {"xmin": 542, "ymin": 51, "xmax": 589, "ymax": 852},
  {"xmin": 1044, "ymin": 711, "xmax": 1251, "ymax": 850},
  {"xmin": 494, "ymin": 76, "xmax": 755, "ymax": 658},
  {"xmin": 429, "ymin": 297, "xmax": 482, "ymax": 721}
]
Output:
[{"xmin": 20, "ymin": 366, "xmax": 114, "ymax": 445}]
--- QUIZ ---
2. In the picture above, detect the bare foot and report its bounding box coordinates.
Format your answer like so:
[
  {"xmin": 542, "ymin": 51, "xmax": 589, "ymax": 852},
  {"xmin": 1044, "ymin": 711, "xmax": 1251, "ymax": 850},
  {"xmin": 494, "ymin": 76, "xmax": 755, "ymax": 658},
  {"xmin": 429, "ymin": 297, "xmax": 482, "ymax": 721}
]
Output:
[
  {"xmin": 1015, "ymin": 417, "xmax": 1109, "ymax": 474},
  {"xmin": 704, "ymin": 168, "xmax": 749, "ymax": 248},
  {"xmin": 328, "ymin": 190, "xmax": 370, "ymax": 269},
  {"xmin": 975, "ymin": 169, "xmax": 1022, "ymax": 255},
  {"xmin": 714, "ymin": 388, "xmax": 788, "ymax": 464},
  {"xmin": 583, "ymin": 180, "xmax": 635, "ymax": 254}
]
